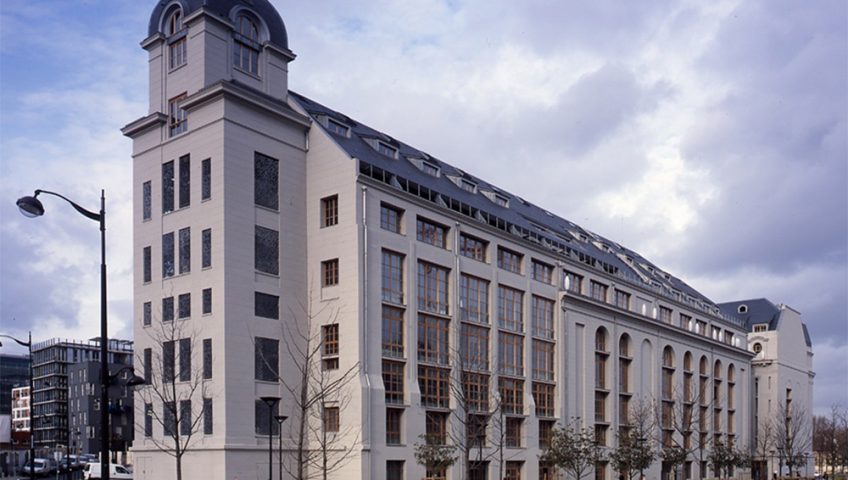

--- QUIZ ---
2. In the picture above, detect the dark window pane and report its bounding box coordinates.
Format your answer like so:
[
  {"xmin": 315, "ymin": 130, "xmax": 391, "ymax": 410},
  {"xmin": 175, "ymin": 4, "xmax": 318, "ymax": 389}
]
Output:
[
  {"xmin": 255, "ymin": 226, "xmax": 279, "ymax": 275},
  {"xmin": 143, "ymin": 348, "xmax": 152, "ymax": 383},
  {"xmin": 203, "ymin": 338, "xmax": 212, "ymax": 379},
  {"xmin": 163, "ymin": 341, "xmax": 175, "ymax": 383},
  {"xmin": 201, "ymin": 158, "xmax": 211, "ymax": 200},
  {"xmin": 255, "ymin": 292, "xmax": 279, "ymax": 319},
  {"xmin": 143, "ymin": 301, "xmax": 151, "ymax": 326},
  {"xmin": 179, "ymin": 227, "xmax": 191, "ymax": 274},
  {"xmin": 202, "ymin": 288, "xmax": 212, "ymax": 314},
  {"xmin": 254, "ymin": 152, "xmax": 279, "ymax": 209},
  {"xmin": 144, "ymin": 404, "xmax": 153, "ymax": 437},
  {"xmin": 179, "ymin": 155, "xmax": 190, "ymax": 208},
  {"xmin": 203, "ymin": 398, "xmax": 213, "ymax": 435},
  {"xmin": 162, "ymin": 160, "xmax": 174, "ymax": 213},
  {"xmin": 202, "ymin": 228, "xmax": 211, "ymax": 268},
  {"xmin": 143, "ymin": 246, "xmax": 151, "ymax": 283},
  {"xmin": 179, "ymin": 399, "xmax": 191, "ymax": 435},
  {"xmin": 162, "ymin": 232, "xmax": 175, "ymax": 278},
  {"xmin": 163, "ymin": 297, "xmax": 174, "ymax": 322},
  {"xmin": 178, "ymin": 293, "xmax": 191, "ymax": 319},
  {"xmin": 164, "ymin": 401, "xmax": 176, "ymax": 436},
  {"xmin": 255, "ymin": 399, "xmax": 280, "ymax": 436},
  {"xmin": 179, "ymin": 338, "xmax": 191, "ymax": 382},
  {"xmin": 254, "ymin": 337, "xmax": 279, "ymax": 381},
  {"xmin": 142, "ymin": 181, "xmax": 152, "ymax": 220}
]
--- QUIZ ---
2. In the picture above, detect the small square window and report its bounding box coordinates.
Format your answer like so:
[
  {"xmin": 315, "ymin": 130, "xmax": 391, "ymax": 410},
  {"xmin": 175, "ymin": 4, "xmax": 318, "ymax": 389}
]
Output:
[{"xmin": 322, "ymin": 259, "xmax": 339, "ymax": 287}]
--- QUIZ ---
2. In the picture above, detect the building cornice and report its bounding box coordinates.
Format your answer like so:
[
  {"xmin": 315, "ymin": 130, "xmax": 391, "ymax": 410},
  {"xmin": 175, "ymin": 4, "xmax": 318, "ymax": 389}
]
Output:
[
  {"xmin": 181, "ymin": 80, "xmax": 311, "ymax": 129},
  {"xmin": 121, "ymin": 112, "xmax": 168, "ymax": 138}
]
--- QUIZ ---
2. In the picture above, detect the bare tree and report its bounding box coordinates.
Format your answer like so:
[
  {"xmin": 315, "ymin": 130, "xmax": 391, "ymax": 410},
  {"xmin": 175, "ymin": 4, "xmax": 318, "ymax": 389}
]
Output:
[
  {"xmin": 655, "ymin": 384, "xmax": 712, "ymax": 479},
  {"xmin": 135, "ymin": 317, "xmax": 209, "ymax": 480},
  {"xmin": 814, "ymin": 404, "xmax": 848, "ymax": 477},
  {"xmin": 753, "ymin": 415, "xmax": 776, "ymax": 479},
  {"xmin": 541, "ymin": 417, "xmax": 606, "ymax": 480},
  {"xmin": 610, "ymin": 397, "xmax": 657, "ymax": 479},
  {"xmin": 772, "ymin": 400, "xmax": 812, "ymax": 476},
  {"xmin": 257, "ymin": 295, "xmax": 359, "ymax": 480}
]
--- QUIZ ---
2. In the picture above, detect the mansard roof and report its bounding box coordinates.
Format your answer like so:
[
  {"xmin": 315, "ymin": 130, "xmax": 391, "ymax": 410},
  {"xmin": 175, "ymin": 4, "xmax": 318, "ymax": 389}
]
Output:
[
  {"xmin": 148, "ymin": 0, "xmax": 289, "ymax": 50},
  {"xmin": 291, "ymin": 91, "xmax": 744, "ymax": 328},
  {"xmin": 717, "ymin": 298, "xmax": 812, "ymax": 348}
]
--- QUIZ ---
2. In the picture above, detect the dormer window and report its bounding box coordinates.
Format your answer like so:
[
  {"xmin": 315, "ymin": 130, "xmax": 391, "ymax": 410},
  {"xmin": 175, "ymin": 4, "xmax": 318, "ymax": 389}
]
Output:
[
  {"xmin": 326, "ymin": 118, "xmax": 349, "ymax": 137},
  {"xmin": 460, "ymin": 179, "xmax": 476, "ymax": 193},
  {"xmin": 482, "ymin": 190, "xmax": 509, "ymax": 207},
  {"xmin": 420, "ymin": 161, "xmax": 439, "ymax": 177},
  {"xmin": 234, "ymin": 14, "xmax": 260, "ymax": 75},
  {"xmin": 377, "ymin": 142, "xmax": 397, "ymax": 158},
  {"xmin": 166, "ymin": 9, "xmax": 186, "ymax": 70}
]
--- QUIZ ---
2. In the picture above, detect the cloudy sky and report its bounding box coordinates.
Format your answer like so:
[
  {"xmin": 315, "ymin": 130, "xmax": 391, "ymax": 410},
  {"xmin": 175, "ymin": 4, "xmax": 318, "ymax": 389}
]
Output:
[{"xmin": 0, "ymin": 0, "xmax": 845, "ymax": 413}]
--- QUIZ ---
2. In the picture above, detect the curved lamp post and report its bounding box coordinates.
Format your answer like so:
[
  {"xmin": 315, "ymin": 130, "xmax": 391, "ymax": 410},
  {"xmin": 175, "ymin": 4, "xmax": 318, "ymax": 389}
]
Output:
[
  {"xmin": 0, "ymin": 332, "xmax": 34, "ymax": 480},
  {"xmin": 16, "ymin": 189, "xmax": 110, "ymax": 480},
  {"xmin": 274, "ymin": 415, "xmax": 287, "ymax": 480},
  {"xmin": 259, "ymin": 396, "xmax": 280, "ymax": 480}
]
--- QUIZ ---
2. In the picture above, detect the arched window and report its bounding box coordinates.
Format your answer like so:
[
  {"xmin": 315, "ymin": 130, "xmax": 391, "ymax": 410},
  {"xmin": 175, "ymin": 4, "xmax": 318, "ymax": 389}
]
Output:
[
  {"xmin": 166, "ymin": 7, "xmax": 187, "ymax": 69},
  {"xmin": 594, "ymin": 327, "xmax": 610, "ymax": 446},
  {"xmin": 618, "ymin": 334, "xmax": 633, "ymax": 431},
  {"xmin": 713, "ymin": 360, "xmax": 722, "ymax": 379},
  {"xmin": 662, "ymin": 346, "xmax": 675, "ymax": 368},
  {"xmin": 683, "ymin": 352, "xmax": 693, "ymax": 372},
  {"xmin": 618, "ymin": 334, "xmax": 630, "ymax": 357},
  {"xmin": 727, "ymin": 364, "xmax": 735, "ymax": 383},
  {"xmin": 595, "ymin": 328, "xmax": 608, "ymax": 353},
  {"xmin": 234, "ymin": 13, "xmax": 260, "ymax": 75},
  {"xmin": 683, "ymin": 351, "xmax": 694, "ymax": 403},
  {"xmin": 661, "ymin": 346, "xmax": 675, "ymax": 400}
]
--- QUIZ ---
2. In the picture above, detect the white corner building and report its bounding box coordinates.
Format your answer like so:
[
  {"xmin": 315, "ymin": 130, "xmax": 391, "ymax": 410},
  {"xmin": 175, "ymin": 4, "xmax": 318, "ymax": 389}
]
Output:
[{"xmin": 124, "ymin": 2, "xmax": 811, "ymax": 480}]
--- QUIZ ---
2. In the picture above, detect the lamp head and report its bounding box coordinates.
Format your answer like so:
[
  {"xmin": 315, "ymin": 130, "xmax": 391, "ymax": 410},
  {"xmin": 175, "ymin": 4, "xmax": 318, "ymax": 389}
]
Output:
[
  {"xmin": 126, "ymin": 375, "xmax": 146, "ymax": 388},
  {"xmin": 275, "ymin": 415, "xmax": 288, "ymax": 423},
  {"xmin": 16, "ymin": 194, "xmax": 44, "ymax": 218}
]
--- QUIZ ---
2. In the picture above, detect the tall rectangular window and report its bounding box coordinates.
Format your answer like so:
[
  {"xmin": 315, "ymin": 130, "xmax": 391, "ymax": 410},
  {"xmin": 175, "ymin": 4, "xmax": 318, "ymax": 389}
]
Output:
[
  {"xmin": 201, "ymin": 158, "xmax": 211, "ymax": 200},
  {"xmin": 162, "ymin": 160, "xmax": 175, "ymax": 213},
  {"xmin": 202, "ymin": 288, "xmax": 212, "ymax": 314},
  {"xmin": 462, "ymin": 372, "xmax": 489, "ymax": 413},
  {"xmin": 255, "ymin": 400, "xmax": 280, "ymax": 436},
  {"xmin": 418, "ymin": 366, "xmax": 449, "ymax": 408},
  {"xmin": 179, "ymin": 338, "xmax": 191, "ymax": 382},
  {"xmin": 659, "ymin": 306, "xmax": 673, "ymax": 324},
  {"xmin": 203, "ymin": 338, "xmax": 212, "ymax": 380},
  {"xmin": 143, "ymin": 246, "xmax": 151, "ymax": 283},
  {"xmin": 201, "ymin": 228, "xmax": 211, "ymax": 268},
  {"xmin": 322, "ymin": 324, "xmax": 339, "ymax": 357},
  {"xmin": 142, "ymin": 181, "xmax": 152, "ymax": 220},
  {"xmin": 382, "ymin": 361, "xmax": 405, "ymax": 404},
  {"xmin": 417, "ymin": 262, "xmax": 449, "ymax": 315},
  {"xmin": 162, "ymin": 296, "xmax": 175, "ymax": 322},
  {"xmin": 385, "ymin": 411, "xmax": 403, "ymax": 446},
  {"xmin": 498, "ymin": 285, "xmax": 524, "ymax": 332},
  {"xmin": 164, "ymin": 401, "xmax": 176, "ymax": 436},
  {"xmin": 532, "ymin": 340, "xmax": 555, "ymax": 381},
  {"xmin": 168, "ymin": 94, "xmax": 187, "ymax": 136},
  {"xmin": 381, "ymin": 250, "xmax": 404, "ymax": 304},
  {"xmin": 590, "ymin": 281, "xmax": 608, "ymax": 302},
  {"xmin": 179, "ymin": 154, "xmax": 190, "ymax": 208},
  {"xmin": 533, "ymin": 382, "xmax": 555, "ymax": 417},
  {"xmin": 460, "ymin": 274, "xmax": 489, "ymax": 324},
  {"xmin": 321, "ymin": 195, "xmax": 338, "ymax": 227},
  {"xmin": 416, "ymin": 217, "xmax": 447, "ymax": 248},
  {"xmin": 322, "ymin": 259, "xmax": 339, "ymax": 287},
  {"xmin": 255, "ymin": 226, "xmax": 279, "ymax": 275},
  {"xmin": 178, "ymin": 227, "xmax": 191, "ymax": 274},
  {"xmin": 380, "ymin": 204, "xmax": 403, "ymax": 233},
  {"xmin": 614, "ymin": 289, "xmax": 631, "ymax": 310},
  {"xmin": 143, "ymin": 301, "xmax": 152, "ymax": 326},
  {"xmin": 498, "ymin": 333, "xmax": 524, "ymax": 377},
  {"xmin": 144, "ymin": 404, "xmax": 153, "ymax": 437},
  {"xmin": 254, "ymin": 337, "xmax": 279, "ymax": 381},
  {"xmin": 531, "ymin": 296, "xmax": 555, "ymax": 339},
  {"xmin": 178, "ymin": 293, "xmax": 191, "ymax": 319},
  {"xmin": 499, "ymin": 377, "xmax": 524, "ymax": 414},
  {"xmin": 179, "ymin": 400, "xmax": 192, "ymax": 435},
  {"xmin": 203, "ymin": 398, "xmax": 213, "ymax": 435},
  {"xmin": 143, "ymin": 348, "xmax": 152, "ymax": 383},
  {"xmin": 254, "ymin": 152, "xmax": 279, "ymax": 210},
  {"xmin": 497, "ymin": 247, "xmax": 522, "ymax": 274},
  {"xmin": 162, "ymin": 232, "xmax": 175, "ymax": 278},
  {"xmin": 563, "ymin": 270, "xmax": 583, "ymax": 294},
  {"xmin": 163, "ymin": 340, "xmax": 175, "ymax": 383},
  {"xmin": 418, "ymin": 314, "xmax": 449, "ymax": 365},
  {"xmin": 323, "ymin": 406, "xmax": 340, "ymax": 432},
  {"xmin": 531, "ymin": 260, "xmax": 553, "ymax": 284},
  {"xmin": 460, "ymin": 233, "xmax": 487, "ymax": 262},
  {"xmin": 460, "ymin": 324, "xmax": 489, "ymax": 371},
  {"xmin": 255, "ymin": 292, "xmax": 279, "ymax": 319},
  {"xmin": 381, "ymin": 306, "xmax": 404, "ymax": 358},
  {"xmin": 425, "ymin": 411, "xmax": 448, "ymax": 445}
]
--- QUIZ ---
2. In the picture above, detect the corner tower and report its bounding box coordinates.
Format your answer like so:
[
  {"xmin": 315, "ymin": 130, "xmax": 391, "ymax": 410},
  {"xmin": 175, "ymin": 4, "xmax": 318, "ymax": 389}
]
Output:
[{"xmin": 124, "ymin": 1, "xmax": 311, "ymax": 479}]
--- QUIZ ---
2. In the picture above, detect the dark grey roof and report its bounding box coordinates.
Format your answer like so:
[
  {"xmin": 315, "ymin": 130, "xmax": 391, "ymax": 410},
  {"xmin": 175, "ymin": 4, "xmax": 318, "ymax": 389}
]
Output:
[
  {"xmin": 148, "ymin": 0, "xmax": 289, "ymax": 50},
  {"xmin": 291, "ymin": 91, "xmax": 745, "ymax": 323},
  {"xmin": 801, "ymin": 324, "xmax": 812, "ymax": 348},
  {"xmin": 718, "ymin": 298, "xmax": 780, "ymax": 331}
]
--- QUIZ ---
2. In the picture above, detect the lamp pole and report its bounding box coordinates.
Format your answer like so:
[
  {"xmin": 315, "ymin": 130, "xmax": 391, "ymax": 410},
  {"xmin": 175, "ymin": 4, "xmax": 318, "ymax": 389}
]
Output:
[
  {"xmin": 259, "ymin": 397, "xmax": 280, "ymax": 480},
  {"xmin": 0, "ymin": 332, "xmax": 35, "ymax": 480},
  {"xmin": 16, "ymin": 189, "xmax": 109, "ymax": 480},
  {"xmin": 274, "ymin": 415, "xmax": 287, "ymax": 480}
]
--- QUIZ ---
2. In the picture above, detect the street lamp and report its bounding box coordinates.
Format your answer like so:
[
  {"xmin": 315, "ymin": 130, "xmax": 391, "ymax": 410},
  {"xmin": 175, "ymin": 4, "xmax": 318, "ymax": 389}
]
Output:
[
  {"xmin": 0, "ymin": 332, "xmax": 35, "ymax": 480},
  {"xmin": 274, "ymin": 415, "xmax": 287, "ymax": 480},
  {"xmin": 16, "ymin": 189, "xmax": 110, "ymax": 480},
  {"xmin": 260, "ymin": 396, "xmax": 280, "ymax": 480}
]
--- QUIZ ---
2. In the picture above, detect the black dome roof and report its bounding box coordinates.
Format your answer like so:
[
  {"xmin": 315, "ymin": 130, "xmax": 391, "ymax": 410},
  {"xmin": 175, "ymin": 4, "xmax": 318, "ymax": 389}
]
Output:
[{"xmin": 148, "ymin": 0, "xmax": 289, "ymax": 50}]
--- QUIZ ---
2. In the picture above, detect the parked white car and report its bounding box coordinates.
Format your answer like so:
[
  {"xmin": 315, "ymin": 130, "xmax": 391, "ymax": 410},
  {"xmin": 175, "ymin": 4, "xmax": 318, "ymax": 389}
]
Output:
[
  {"xmin": 83, "ymin": 462, "xmax": 133, "ymax": 479},
  {"xmin": 22, "ymin": 458, "xmax": 55, "ymax": 476}
]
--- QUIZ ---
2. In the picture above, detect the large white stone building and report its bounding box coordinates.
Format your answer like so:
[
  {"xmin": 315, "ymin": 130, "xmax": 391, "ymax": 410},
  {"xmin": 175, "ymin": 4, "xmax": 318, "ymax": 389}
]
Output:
[{"xmin": 124, "ymin": 2, "xmax": 811, "ymax": 479}]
